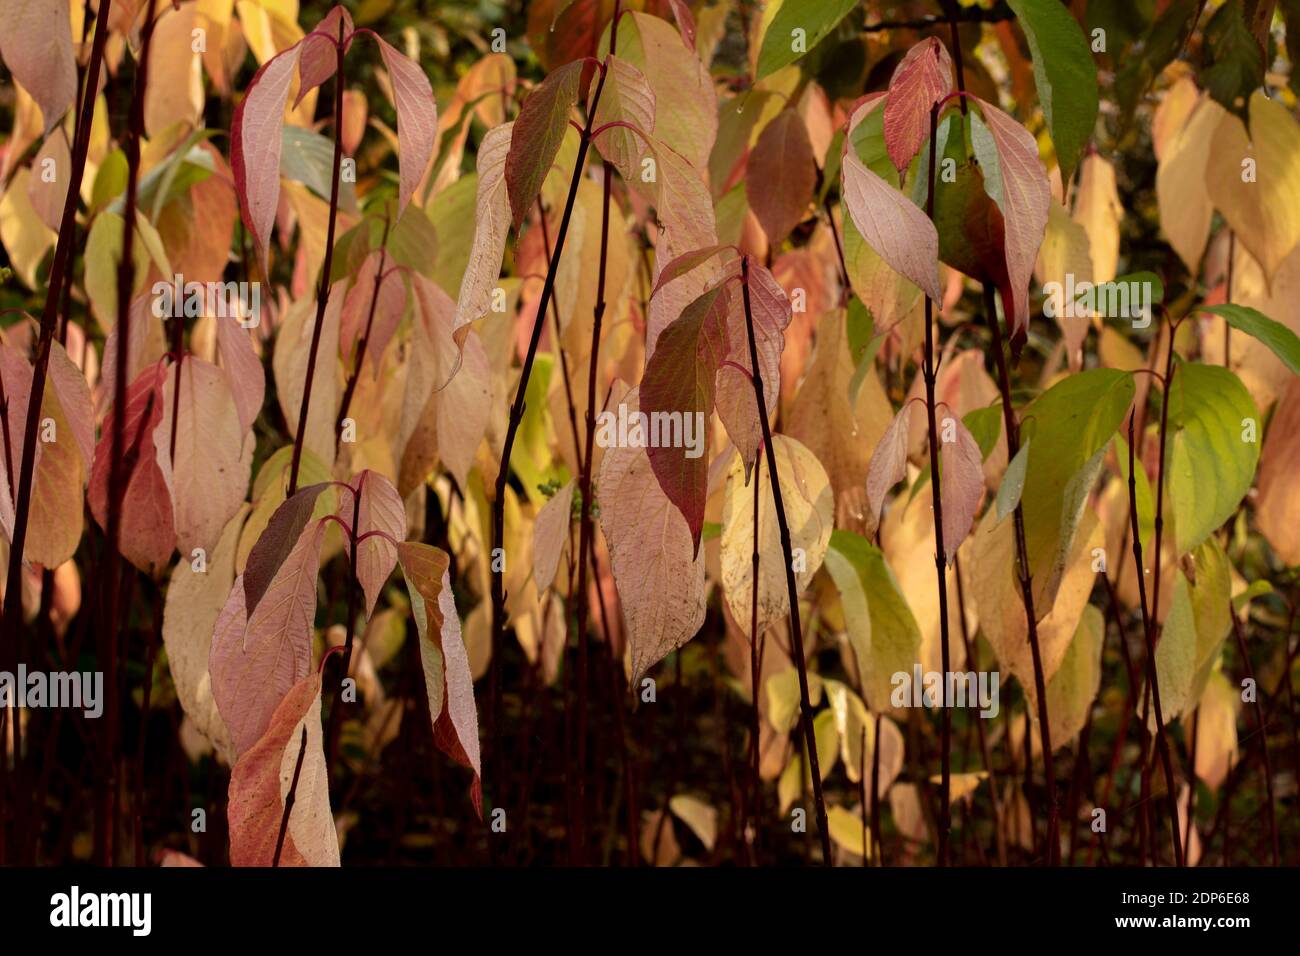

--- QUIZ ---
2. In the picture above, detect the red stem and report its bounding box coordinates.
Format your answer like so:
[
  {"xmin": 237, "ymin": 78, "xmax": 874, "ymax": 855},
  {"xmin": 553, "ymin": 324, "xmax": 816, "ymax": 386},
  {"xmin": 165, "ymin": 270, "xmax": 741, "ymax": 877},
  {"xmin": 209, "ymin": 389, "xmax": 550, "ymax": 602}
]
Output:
[{"xmin": 288, "ymin": 20, "xmax": 347, "ymax": 495}]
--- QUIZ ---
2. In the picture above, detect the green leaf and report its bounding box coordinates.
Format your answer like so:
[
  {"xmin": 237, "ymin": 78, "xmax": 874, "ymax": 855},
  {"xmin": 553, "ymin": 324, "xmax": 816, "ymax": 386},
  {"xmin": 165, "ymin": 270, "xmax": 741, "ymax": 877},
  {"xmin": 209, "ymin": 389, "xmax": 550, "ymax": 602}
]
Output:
[
  {"xmin": 996, "ymin": 438, "xmax": 1030, "ymax": 523},
  {"xmin": 1167, "ymin": 363, "xmax": 1260, "ymax": 554},
  {"xmin": 845, "ymin": 299, "xmax": 880, "ymax": 409},
  {"xmin": 962, "ymin": 406, "xmax": 1003, "ymax": 461},
  {"xmin": 823, "ymin": 530, "xmax": 921, "ymax": 714},
  {"xmin": 1203, "ymin": 304, "xmax": 1300, "ymax": 375},
  {"xmin": 1045, "ymin": 604, "xmax": 1104, "ymax": 747},
  {"xmin": 1114, "ymin": 435, "xmax": 1154, "ymax": 555},
  {"xmin": 1202, "ymin": 0, "xmax": 1264, "ymax": 119},
  {"xmin": 280, "ymin": 125, "xmax": 357, "ymax": 211},
  {"xmin": 756, "ymin": 0, "xmax": 859, "ymax": 81},
  {"xmin": 1082, "ymin": 271, "xmax": 1164, "ymax": 309},
  {"xmin": 1021, "ymin": 368, "xmax": 1134, "ymax": 602},
  {"xmin": 1233, "ymin": 579, "xmax": 1274, "ymax": 611},
  {"xmin": 1153, "ymin": 572, "xmax": 1198, "ymax": 725},
  {"xmin": 1006, "ymin": 0, "xmax": 1099, "ymax": 182}
]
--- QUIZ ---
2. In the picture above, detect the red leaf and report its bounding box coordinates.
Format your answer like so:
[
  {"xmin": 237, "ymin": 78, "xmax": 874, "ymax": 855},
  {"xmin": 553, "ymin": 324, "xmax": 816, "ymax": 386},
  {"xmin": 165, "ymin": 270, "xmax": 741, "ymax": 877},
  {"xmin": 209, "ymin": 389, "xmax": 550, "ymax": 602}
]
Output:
[
  {"xmin": 883, "ymin": 38, "xmax": 953, "ymax": 172},
  {"xmin": 505, "ymin": 58, "xmax": 586, "ymax": 228},
  {"xmin": 88, "ymin": 363, "xmax": 175, "ymax": 573},
  {"xmin": 642, "ymin": 284, "xmax": 731, "ymax": 553},
  {"xmin": 294, "ymin": 6, "xmax": 354, "ymax": 108},
  {"xmin": 747, "ymin": 110, "xmax": 817, "ymax": 245}
]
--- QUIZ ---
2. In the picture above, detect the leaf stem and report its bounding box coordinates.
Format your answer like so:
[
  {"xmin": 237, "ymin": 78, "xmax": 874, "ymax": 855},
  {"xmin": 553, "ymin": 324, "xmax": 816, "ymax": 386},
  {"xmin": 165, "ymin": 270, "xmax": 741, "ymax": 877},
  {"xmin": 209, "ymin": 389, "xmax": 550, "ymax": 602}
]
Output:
[
  {"xmin": 488, "ymin": 61, "xmax": 612, "ymax": 832},
  {"xmin": 920, "ymin": 100, "xmax": 954, "ymax": 866},
  {"xmin": 335, "ymin": 213, "xmax": 392, "ymax": 451},
  {"xmin": 288, "ymin": 18, "xmax": 347, "ymax": 496},
  {"xmin": 739, "ymin": 256, "xmax": 831, "ymax": 865},
  {"xmin": 1125, "ymin": 408, "xmax": 1183, "ymax": 867},
  {"xmin": 274, "ymin": 726, "xmax": 309, "ymax": 866},
  {"xmin": 982, "ymin": 281, "xmax": 1059, "ymax": 863}
]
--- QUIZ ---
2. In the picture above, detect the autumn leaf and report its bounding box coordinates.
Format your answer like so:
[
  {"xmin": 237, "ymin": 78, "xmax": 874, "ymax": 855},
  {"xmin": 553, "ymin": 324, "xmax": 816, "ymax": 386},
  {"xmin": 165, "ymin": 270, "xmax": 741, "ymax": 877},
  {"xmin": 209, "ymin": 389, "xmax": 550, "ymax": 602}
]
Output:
[
  {"xmin": 842, "ymin": 96, "xmax": 943, "ymax": 305},
  {"xmin": 228, "ymin": 670, "xmax": 339, "ymax": 866},
  {"xmin": 231, "ymin": 44, "xmax": 304, "ymax": 273},
  {"xmin": 969, "ymin": 96, "xmax": 1051, "ymax": 343},
  {"xmin": 598, "ymin": 387, "xmax": 706, "ymax": 684},
  {"xmin": 211, "ymin": 514, "xmax": 327, "ymax": 757},
  {"xmin": 398, "ymin": 541, "xmax": 483, "ymax": 816},
  {"xmin": 374, "ymin": 35, "xmax": 439, "ymax": 213},
  {"xmin": 506, "ymin": 59, "xmax": 587, "ymax": 229},
  {"xmin": 88, "ymin": 363, "xmax": 176, "ymax": 574},
  {"xmin": 746, "ymin": 110, "xmax": 816, "ymax": 245},
  {"xmin": 937, "ymin": 409, "xmax": 984, "ymax": 565},
  {"xmin": 883, "ymin": 38, "xmax": 952, "ymax": 173},
  {"xmin": 0, "ymin": 0, "xmax": 77, "ymax": 136}
]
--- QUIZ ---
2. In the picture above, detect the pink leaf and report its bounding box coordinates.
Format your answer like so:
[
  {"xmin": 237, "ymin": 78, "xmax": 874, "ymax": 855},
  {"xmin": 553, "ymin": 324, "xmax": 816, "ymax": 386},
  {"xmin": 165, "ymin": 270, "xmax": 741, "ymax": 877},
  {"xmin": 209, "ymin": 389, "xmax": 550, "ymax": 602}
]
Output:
[
  {"xmin": 505, "ymin": 58, "xmax": 586, "ymax": 228},
  {"xmin": 598, "ymin": 388, "xmax": 707, "ymax": 684},
  {"xmin": 842, "ymin": 97, "xmax": 943, "ymax": 304},
  {"xmin": 0, "ymin": 0, "xmax": 77, "ymax": 136},
  {"xmin": 211, "ymin": 517, "xmax": 326, "ymax": 757},
  {"xmin": 153, "ymin": 356, "xmax": 252, "ymax": 556},
  {"xmin": 231, "ymin": 44, "xmax": 303, "ymax": 275},
  {"xmin": 453, "ymin": 121, "xmax": 513, "ymax": 333},
  {"xmin": 375, "ymin": 35, "xmax": 438, "ymax": 212},
  {"xmin": 242, "ymin": 483, "xmax": 330, "ymax": 615},
  {"xmin": 294, "ymin": 6, "xmax": 354, "ymax": 109},
  {"xmin": 398, "ymin": 542, "xmax": 482, "ymax": 817},
  {"xmin": 649, "ymin": 245, "xmax": 735, "ymax": 301},
  {"xmin": 866, "ymin": 403, "xmax": 914, "ymax": 533},
  {"xmin": 407, "ymin": 274, "xmax": 491, "ymax": 490},
  {"xmin": 938, "ymin": 410, "xmax": 984, "ymax": 565},
  {"xmin": 341, "ymin": 470, "xmax": 406, "ymax": 619},
  {"xmin": 340, "ymin": 251, "xmax": 407, "ymax": 376},
  {"xmin": 215, "ymin": 319, "xmax": 265, "ymax": 436},
  {"xmin": 88, "ymin": 364, "xmax": 176, "ymax": 574},
  {"xmin": 883, "ymin": 38, "xmax": 953, "ymax": 172},
  {"xmin": 533, "ymin": 478, "xmax": 575, "ymax": 595},
  {"xmin": 590, "ymin": 55, "xmax": 655, "ymax": 182},
  {"xmin": 715, "ymin": 257, "xmax": 790, "ymax": 476},
  {"xmin": 970, "ymin": 96, "xmax": 1051, "ymax": 343}
]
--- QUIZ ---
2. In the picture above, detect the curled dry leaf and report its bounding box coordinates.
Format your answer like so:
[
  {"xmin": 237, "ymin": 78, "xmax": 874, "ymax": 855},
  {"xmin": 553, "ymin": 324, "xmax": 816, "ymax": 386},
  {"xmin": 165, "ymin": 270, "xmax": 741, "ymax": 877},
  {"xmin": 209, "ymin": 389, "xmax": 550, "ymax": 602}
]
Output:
[
  {"xmin": 398, "ymin": 541, "xmax": 483, "ymax": 816},
  {"xmin": 228, "ymin": 670, "xmax": 339, "ymax": 866}
]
